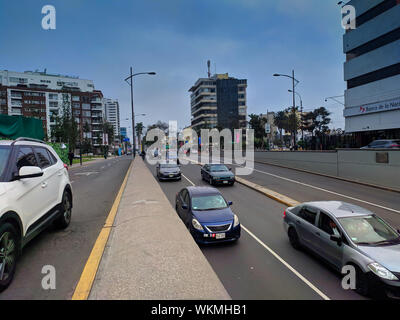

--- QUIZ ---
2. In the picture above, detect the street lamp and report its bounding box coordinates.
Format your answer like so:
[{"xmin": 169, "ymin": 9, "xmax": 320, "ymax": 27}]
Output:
[
  {"xmin": 324, "ymin": 95, "xmax": 345, "ymax": 106},
  {"xmin": 288, "ymin": 89, "xmax": 304, "ymax": 142},
  {"xmin": 273, "ymin": 71, "xmax": 300, "ymax": 146},
  {"xmin": 124, "ymin": 68, "xmax": 156, "ymax": 158}
]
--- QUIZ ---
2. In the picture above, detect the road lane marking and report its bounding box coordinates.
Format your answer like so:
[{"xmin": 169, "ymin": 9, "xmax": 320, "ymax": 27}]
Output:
[
  {"xmin": 180, "ymin": 167, "xmax": 329, "ymax": 300},
  {"xmin": 72, "ymin": 160, "xmax": 133, "ymax": 300},
  {"xmin": 221, "ymin": 161, "xmax": 400, "ymax": 215},
  {"xmin": 242, "ymin": 225, "xmax": 330, "ymax": 300}
]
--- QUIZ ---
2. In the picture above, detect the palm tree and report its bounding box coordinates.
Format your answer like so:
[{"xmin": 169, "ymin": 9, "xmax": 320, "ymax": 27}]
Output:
[
  {"xmin": 135, "ymin": 122, "xmax": 144, "ymax": 151},
  {"xmin": 274, "ymin": 111, "xmax": 288, "ymax": 145}
]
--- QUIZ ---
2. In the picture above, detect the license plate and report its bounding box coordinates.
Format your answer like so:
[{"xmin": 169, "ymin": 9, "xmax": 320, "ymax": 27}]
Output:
[
  {"xmin": 216, "ymin": 233, "xmax": 226, "ymax": 239},
  {"xmin": 169, "ymin": 174, "xmax": 174, "ymax": 177},
  {"xmin": 223, "ymin": 181, "xmax": 229, "ymax": 184}
]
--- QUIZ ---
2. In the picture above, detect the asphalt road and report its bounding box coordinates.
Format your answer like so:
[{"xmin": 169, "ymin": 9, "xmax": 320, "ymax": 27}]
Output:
[
  {"xmin": 0, "ymin": 156, "xmax": 131, "ymax": 300},
  {"xmin": 148, "ymin": 161, "xmax": 367, "ymax": 300}
]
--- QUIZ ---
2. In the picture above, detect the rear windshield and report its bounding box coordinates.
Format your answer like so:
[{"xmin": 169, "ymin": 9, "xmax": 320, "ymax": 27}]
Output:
[
  {"xmin": 0, "ymin": 146, "xmax": 11, "ymax": 181},
  {"xmin": 160, "ymin": 164, "xmax": 178, "ymax": 168}
]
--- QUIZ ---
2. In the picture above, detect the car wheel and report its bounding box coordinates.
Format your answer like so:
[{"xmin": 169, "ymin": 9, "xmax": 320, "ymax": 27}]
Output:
[
  {"xmin": 0, "ymin": 223, "xmax": 19, "ymax": 292},
  {"xmin": 354, "ymin": 266, "xmax": 370, "ymax": 297},
  {"xmin": 288, "ymin": 228, "xmax": 301, "ymax": 250},
  {"xmin": 54, "ymin": 191, "xmax": 72, "ymax": 229}
]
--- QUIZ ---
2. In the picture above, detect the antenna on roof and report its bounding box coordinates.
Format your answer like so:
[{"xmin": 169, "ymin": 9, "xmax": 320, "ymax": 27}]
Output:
[{"xmin": 207, "ymin": 60, "xmax": 211, "ymax": 78}]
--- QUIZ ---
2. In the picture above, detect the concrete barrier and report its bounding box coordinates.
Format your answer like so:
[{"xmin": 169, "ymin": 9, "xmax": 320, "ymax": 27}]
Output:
[
  {"xmin": 89, "ymin": 157, "xmax": 230, "ymax": 300},
  {"xmin": 255, "ymin": 150, "xmax": 400, "ymax": 192}
]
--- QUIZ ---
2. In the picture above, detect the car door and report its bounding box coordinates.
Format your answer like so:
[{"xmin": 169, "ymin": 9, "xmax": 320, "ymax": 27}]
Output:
[
  {"xmin": 296, "ymin": 206, "xmax": 320, "ymax": 252},
  {"xmin": 182, "ymin": 190, "xmax": 191, "ymax": 226},
  {"xmin": 315, "ymin": 211, "xmax": 344, "ymax": 269},
  {"xmin": 177, "ymin": 189, "xmax": 188, "ymax": 220},
  {"xmin": 10, "ymin": 146, "xmax": 47, "ymax": 234},
  {"xmin": 34, "ymin": 147, "xmax": 60, "ymax": 213}
]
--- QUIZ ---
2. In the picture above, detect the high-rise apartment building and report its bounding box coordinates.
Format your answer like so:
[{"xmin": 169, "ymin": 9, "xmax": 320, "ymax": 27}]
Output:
[
  {"xmin": 189, "ymin": 73, "xmax": 247, "ymax": 131},
  {"xmin": 103, "ymin": 98, "xmax": 120, "ymax": 142},
  {"xmin": 343, "ymin": 0, "xmax": 400, "ymax": 145},
  {"xmin": 0, "ymin": 70, "xmax": 105, "ymax": 149}
]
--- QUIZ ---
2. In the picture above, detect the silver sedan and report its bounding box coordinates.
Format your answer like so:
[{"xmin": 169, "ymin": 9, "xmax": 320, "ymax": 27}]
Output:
[{"xmin": 283, "ymin": 201, "xmax": 400, "ymax": 299}]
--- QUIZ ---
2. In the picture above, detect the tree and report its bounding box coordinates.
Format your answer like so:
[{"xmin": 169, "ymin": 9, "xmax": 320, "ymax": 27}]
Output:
[
  {"xmin": 313, "ymin": 107, "xmax": 331, "ymax": 135},
  {"xmin": 50, "ymin": 94, "xmax": 79, "ymax": 151},
  {"xmin": 248, "ymin": 114, "xmax": 267, "ymax": 148},
  {"xmin": 102, "ymin": 121, "xmax": 115, "ymax": 145},
  {"xmin": 274, "ymin": 111, "xmax": 288, "ymax": 145}
]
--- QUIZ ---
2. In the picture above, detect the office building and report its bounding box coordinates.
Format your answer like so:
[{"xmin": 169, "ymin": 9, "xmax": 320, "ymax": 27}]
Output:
[
  {"xmin": 189, "ymin": 72, "xmax": 247, "ymax": 131},
  {"xmin": 343, "ymin": 0, "xmax": 400, "ymax": 145}
]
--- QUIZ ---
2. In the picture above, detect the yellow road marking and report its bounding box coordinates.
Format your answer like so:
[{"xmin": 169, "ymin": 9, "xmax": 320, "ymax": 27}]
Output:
[{"xmin": 71, "ymin": 161, "xmax": 133, "ymax": 300}]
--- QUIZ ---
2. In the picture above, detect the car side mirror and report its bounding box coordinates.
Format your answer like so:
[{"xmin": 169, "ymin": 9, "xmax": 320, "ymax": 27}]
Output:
[
  {"xmin": 228, "ymin": 201, "xmax": 233, "ymax": 206},
  {"xmin": 16, "ymin": 166, "xmax": 43, "ymax": 180},
  {"xmin": 397, "ymin": 229, "xmax": 400, "ymax": 235},
  {"xmin": 181, "ymin": 204, "xmax": 188, "ymax": 210},
  {"xmin": 330, "ymin": 234, "xmax": 342, "ymax": 246}
]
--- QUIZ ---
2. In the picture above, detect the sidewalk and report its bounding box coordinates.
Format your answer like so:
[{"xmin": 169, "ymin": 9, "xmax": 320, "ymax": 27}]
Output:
[{"xmin": 89, "ymin": 157, "xmax": 230, "ymax": 300}]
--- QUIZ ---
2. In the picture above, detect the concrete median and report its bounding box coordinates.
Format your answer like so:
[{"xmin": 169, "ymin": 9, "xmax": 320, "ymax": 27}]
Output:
[{"xmin": 88, "ymin": 157, "xmax": 230, "ymax": 300}]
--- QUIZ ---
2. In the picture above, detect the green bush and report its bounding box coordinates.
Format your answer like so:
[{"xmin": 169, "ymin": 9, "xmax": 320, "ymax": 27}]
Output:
[{"xmin": 47, "ymin": 142, "xmax": 69, "ymax": 164}]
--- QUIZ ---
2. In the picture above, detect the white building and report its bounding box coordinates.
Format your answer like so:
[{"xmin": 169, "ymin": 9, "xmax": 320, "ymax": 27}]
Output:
[
  {"xmin": 343, "ymin": 0, "xmax": 400, "ymax": 146},
  {"xmin": 104, "ymin": 98, "xmax": 120, "ymax": 142},
  {"xmin": 0, "ymin": 70, "xmax": 105, "ymax": 149}
]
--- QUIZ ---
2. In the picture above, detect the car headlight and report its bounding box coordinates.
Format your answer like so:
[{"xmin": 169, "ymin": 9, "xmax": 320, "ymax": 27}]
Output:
[
  {"xmin": 368, "ymin": 263, "xmax": 398, "ymax": 281},
  {"xmin": 192, "ymin": 218, "xmax": 204, "ymax": 231},
  {"xmin": 233, "ymin": 214, "xmax": 240, "ymax": 227}
]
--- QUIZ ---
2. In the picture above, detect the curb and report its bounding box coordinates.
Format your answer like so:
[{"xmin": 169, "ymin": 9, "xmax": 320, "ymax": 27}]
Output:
[
  {"xmin": 253, "ymin": 160, "xmax": 400, "ymax": 194},
  {"xmin": 71, "ymin": 160, "xmax": 133, "ymax": 300}
]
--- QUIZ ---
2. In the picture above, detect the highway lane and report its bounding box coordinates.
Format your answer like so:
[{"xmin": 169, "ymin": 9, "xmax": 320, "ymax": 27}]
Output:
[
  {"xmin": 208, "ymin": 156, "xmax": 400, "ymax": 228},
  {"xmin": 148, "ymin": 161, "xmax": 365, "ymax": 300},
  {"xmin": 0, "ymin": 156, "xmax": 131, "ymax": 300}
]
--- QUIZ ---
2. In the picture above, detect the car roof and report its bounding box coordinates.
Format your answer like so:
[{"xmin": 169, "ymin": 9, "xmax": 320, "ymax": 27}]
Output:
[
  {"xmin": 302, "ymin": 201, "xmax": 374, "ymax": 218},
  {"xmin": 186, "ymin": 186, "xmax": 221, "ymax": 197}
]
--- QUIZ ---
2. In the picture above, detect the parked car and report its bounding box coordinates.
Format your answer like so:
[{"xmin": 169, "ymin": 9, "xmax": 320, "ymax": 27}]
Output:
[
  {"xmin": 0, "ymin": 138, "xmax": 73, "ymax": 291},
  {"xmin": 175, "ymin": 186, "xmax": 240, "ymax": 244},
  {"xmin": 283, "ymin": 201, "xmax": 400, "ymax": 299},
  {"xmin": 156, "ymin": 163, "xmax": 181, "ymax": 181},
  {"xmin": 361, "ymin": 139, "xmax": 400, "ymax": 149},
  {"xmin": 201, "ymin": 164, "xmax": 235, "ymax": 186}
]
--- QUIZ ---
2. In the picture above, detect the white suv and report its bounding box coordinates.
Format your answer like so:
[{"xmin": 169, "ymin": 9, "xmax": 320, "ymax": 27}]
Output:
[{"xmin": 0, "ymin": 138, "xmax": 73, "ymax": 291}]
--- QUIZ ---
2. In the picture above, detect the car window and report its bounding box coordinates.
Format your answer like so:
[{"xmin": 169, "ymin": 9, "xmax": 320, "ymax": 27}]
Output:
[
  {"xmin": 0, "ymin": 146, "xmax": 11, "ymax": 181},
  {"xmin": 47, "ymin": 149, "xmax": 57, "ymax": 164},
  {"xmin": 191, "ymin": 195, "xmax": 228, "ymax": 211},
  {"xmin": 318, "ymin": 212, "xmax": 341, "ymax": 236},
  {"xmin": 180, "ymin": 190, "xmax": 188, "ymax": 205},
  {"xmin": 298, "ymin": 206, "xmax": 318, "ymax": 225},
  {"xmin": 35, "ymin": 148, "xmax": 52, "ymax": 168},
  {"xmin": 339, "ymin": 215, "xmax": 399, "ymax": 245},
  {"xmin": 16, "ymin": 147, "xmax": 38, "ymax": 171}
]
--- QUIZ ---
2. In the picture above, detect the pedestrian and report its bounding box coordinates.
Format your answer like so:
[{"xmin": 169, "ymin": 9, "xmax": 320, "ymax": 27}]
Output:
[{"xmin": 68, "ymin": 150, "xmax": 74, "ymax": 166}]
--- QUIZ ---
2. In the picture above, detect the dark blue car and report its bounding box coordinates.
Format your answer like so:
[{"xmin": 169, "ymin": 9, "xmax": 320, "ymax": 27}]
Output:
[{"xmin": 175, "ymin": 186, "xmax": 241, "ymax": 244}]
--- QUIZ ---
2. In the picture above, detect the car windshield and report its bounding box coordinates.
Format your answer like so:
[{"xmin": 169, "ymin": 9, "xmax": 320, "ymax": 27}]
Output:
[
  {"xmin": 0, "ymin": 147, "xmax": 11, "ymax": 181},
  {"xmin": 339, "ymin": 215, "xmax": 399, "ymax": 245},
  {"xmin": 192, "ymin": 195, "xmax": 228, "ymax": 211},
  {"xmin": 160, "ymin": 164, "xmax": 178, "ymax": 169},
  {"xmin": 210, "ymin": 165, "xmax": 229, "ymax": 172}
]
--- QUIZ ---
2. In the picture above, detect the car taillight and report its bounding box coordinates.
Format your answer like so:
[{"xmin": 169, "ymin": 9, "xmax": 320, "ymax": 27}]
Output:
[
  {"xmin": 64, "ymin": 163, "xmax": 69, "ymax": 171},
  {"xmin": 390, "ymin": 144, "xmax": 400, "ymax": 148},
  {"xmin": 283, "ymin": 210, "xmax": 286, "ymax": 218}
]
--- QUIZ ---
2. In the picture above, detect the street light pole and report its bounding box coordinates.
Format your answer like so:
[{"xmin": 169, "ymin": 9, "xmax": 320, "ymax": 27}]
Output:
[
  {"xmin": 124, "ymin": 69, "xmax": 156, "ymax": 158},
  {"xmin": 273, "ymin": 71, "xmax": 300, "ymax": 148},
  {"xmin": 289, "ymin": 89, "xmax": 303, "ymax": 142}
]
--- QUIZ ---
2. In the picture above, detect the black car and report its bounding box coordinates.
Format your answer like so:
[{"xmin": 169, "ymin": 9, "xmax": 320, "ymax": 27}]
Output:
[
  {"xmin": 175, "ymin": 186, "xmax": 240, "ymax": 244},
  {"xmin": 156, "ymin": 163, "xmax": 181, "ymax": 181},
  {"xmin": 201, "ymin": 164, "xmax": 235, "ymax": 186},
  {"xmin": 361, "ymin": 140, "xmax": 400, "ymax": 149}
]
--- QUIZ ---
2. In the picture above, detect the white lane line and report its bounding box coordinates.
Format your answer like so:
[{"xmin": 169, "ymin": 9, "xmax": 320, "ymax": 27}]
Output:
[
  {"xmin": 241, "ymin": 225, "xmax": 330, "ymax": 300},
  {"xmin": 182, "ymin": 174, "xmax": 196, "ymax": 186},
  {"xmin": 227, "ymin": 162, "xmax": 400, "ymax": 215},
  {"xmin": 181, "ymin": 169, "xmax": 329, "ymax": 300}
]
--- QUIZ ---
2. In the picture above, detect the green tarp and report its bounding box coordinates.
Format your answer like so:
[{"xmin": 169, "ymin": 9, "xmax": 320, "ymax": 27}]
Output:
[{"xmin": 0, "ymin": 114, "xmax": 44, "ymax": 140}]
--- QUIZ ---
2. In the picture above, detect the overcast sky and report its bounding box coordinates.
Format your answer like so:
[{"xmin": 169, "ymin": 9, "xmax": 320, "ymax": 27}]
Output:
[{"xmin": 0, "ymin": 0, "xmax": 347, "ymax": 138}]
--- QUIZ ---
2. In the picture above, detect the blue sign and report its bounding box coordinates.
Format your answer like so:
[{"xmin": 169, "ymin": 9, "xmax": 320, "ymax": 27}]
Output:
[{"xmin": 123, "ymin": 137, "xmax": 130, "ymax": 142}]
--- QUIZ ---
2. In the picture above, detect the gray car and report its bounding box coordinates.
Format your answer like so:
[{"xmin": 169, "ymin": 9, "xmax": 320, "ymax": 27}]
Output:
[
  {"xmin": 283, "ymin": 201, "xmax": 400, "ymax": 299},
  {"xmin": 361, "ymin": 139, "xmax": 400, "ymax": 149},
  {"xmin": 156, "ymin": 163, "xmax": 181, "ymax": 181}
]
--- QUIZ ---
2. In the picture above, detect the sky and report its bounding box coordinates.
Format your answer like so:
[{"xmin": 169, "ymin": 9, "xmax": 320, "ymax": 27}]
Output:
[{"xmin": 0, "ymin": 0, "xmax": 347, "ymax": 139}]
